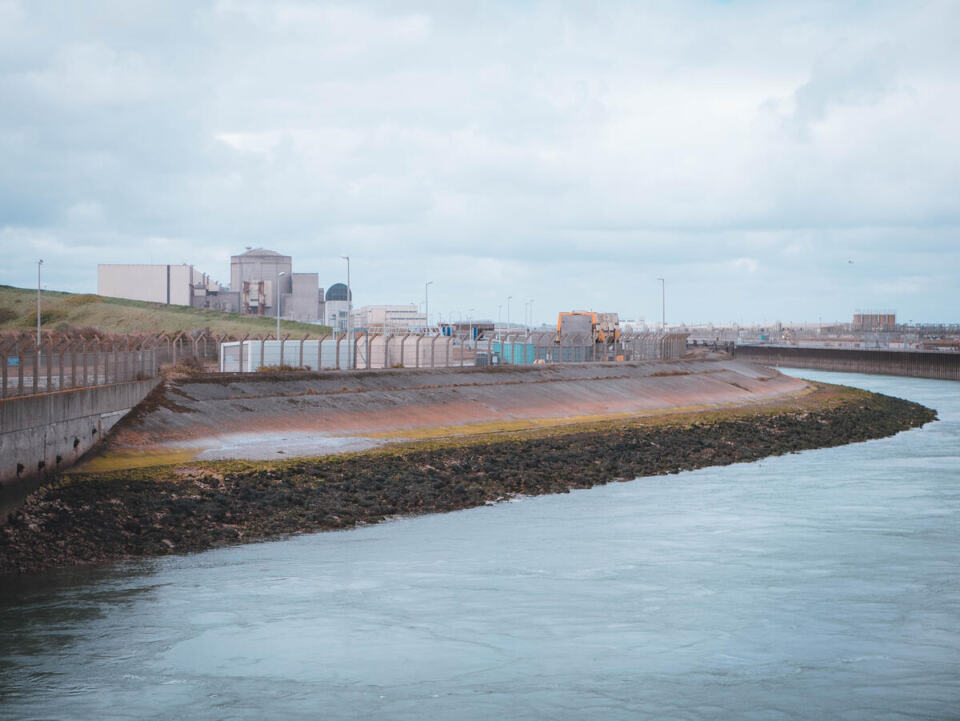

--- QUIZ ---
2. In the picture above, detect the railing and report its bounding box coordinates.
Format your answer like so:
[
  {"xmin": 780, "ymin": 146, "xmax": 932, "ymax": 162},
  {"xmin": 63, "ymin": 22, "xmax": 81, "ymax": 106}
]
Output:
[
  {"xmin": 1, "ymin": 332, "xmax": 159, "ymax": 399},
  {"xmin": 218, "ymin": 331, "xmax": 688, "ymax": 372},
  {"xmin": 1, "ymin": 329, "xmax": 690, "ymax": 396}
]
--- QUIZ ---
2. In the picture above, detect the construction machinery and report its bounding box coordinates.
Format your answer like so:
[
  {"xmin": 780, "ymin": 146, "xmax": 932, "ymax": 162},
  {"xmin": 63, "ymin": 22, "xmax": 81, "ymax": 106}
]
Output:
[{"xmin": 556, "ymin": 311, "xmax": 621, "ymax": 344}]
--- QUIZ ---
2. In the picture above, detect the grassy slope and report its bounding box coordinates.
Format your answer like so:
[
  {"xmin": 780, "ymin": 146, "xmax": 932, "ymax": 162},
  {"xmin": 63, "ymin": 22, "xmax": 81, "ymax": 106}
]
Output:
[{"xmin": 0, "ymin": 285, "xmax": 331, "ymax": 337}]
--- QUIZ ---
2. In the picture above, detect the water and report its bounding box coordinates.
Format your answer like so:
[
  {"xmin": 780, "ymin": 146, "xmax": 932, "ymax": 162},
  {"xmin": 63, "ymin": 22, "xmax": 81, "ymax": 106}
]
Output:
[{"xmin": 1, "ymin": 370, "xmax": 958, "ymax": 720}]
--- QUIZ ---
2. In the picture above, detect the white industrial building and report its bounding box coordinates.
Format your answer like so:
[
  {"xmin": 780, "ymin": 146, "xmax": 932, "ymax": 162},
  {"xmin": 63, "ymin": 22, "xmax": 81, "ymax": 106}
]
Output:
[
  {"xmin": 351, "ymin": 304, "xmax": 426, "ymax": 331},
  {"xmin": 97, "ymin": 264, "xmax": 221, "ymax": 307},
  {"xmin": 97, "ymin": 248, "xmax": 325, "ymax": 322}
]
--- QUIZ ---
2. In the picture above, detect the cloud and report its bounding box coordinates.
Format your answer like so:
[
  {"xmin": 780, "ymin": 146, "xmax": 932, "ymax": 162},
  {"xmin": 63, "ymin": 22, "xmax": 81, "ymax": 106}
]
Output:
[{"xmin": 0, "ymin": 0, "xmax": 958, "ymax": 324}]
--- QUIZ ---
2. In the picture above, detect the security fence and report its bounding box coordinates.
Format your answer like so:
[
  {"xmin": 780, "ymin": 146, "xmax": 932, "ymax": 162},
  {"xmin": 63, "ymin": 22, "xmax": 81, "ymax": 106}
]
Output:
[
  {"xmin": 218, "ymin": 331, "xmax": 688, "ymax": 372},
  {"xmin": 1, "ymin": 329, "xmax": 689, "ymax": 395},
  {"xmin": 1, "ymin": 332, "xmax": 159, "ymax": 399}
]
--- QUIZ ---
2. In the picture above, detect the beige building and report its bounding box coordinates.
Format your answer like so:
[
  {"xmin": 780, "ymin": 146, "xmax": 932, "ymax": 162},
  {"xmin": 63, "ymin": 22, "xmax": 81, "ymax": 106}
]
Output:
[
  {"xmin": 351, "ymin": 304, "xmax": 426, "ymax": 330},
  {"xmin": 97, "ymin": 264, "xmax": 214, "ymax": 306}
]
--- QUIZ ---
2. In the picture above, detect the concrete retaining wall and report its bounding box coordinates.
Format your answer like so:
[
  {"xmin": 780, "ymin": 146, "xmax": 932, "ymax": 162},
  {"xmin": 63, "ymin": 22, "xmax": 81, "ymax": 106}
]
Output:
[
  {"xmin": 0, "ymin": 378, "xmax": 160, "ymax": 521},
  {"xmin": 734, "ymin": 345, "xmax": 960, "ymax": 381}
]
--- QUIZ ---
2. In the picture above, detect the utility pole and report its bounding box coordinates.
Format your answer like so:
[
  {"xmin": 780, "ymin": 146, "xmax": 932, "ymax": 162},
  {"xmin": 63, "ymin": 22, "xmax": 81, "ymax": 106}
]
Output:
[
  {"xmin": 341, "ymin": 256, "xmax": 351, "ymax": 367},
  {"xmin": 36, "ymin": 259, "xmax": 43, "ymax": 346},
  {"xmin": 425, "ymin": 280, "xmax": 433, "ymax": 333},
  {"xmin": 657, "ymin": 277, "xmax": 665, "ymax": 330}
]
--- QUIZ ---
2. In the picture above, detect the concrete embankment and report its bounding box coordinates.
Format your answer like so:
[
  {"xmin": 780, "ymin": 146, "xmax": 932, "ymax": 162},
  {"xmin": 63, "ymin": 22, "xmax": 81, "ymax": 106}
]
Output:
[
  {"xmin": 0, "ymin": 381, "xmax": 936, "ymax": 575},
  {"xmin": 734, "ymin": 345, "xmax": 960, "ymax": 381},
  {"xmin": 90, "ymin": 359, "xmax": 811, "ymax": 468},
  {"xmin": 0, "ymin": 379, "xmax": 160, "ymax": 521}
]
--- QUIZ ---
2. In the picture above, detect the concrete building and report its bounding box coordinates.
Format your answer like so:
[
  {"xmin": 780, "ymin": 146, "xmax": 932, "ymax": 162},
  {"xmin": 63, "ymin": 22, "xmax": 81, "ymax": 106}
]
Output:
[
  {"xmin": 227, "ymin": 248, "xmax": 323, "ymax": 322},
  {"xmin": 98, "ymin": 248, "xmax": 327, "ymax": 323},
  {"xmin": 325, "ymin": 283, "xmax": 352, "ymax": 331},
  {"xmin": 351, "ymin": 305, "xmax": 426, "ymax": 331},
  {"xmin": 97, "ymin": 264, "xmax": 222, "ymax": 307}
]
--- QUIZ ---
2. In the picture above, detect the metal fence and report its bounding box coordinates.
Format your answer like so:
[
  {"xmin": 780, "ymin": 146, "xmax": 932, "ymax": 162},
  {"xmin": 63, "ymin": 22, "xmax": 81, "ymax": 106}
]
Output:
[
  {"xmin": 1, "ymin": 329, "xmax": 689, "ymax": 395},
  {"xmin": 1, "ymin": 333, "xmax": 159, "ymax": 399},
  {"xmin": 218, "ymin": 331, "xmax": 688, "ymax": 372}
]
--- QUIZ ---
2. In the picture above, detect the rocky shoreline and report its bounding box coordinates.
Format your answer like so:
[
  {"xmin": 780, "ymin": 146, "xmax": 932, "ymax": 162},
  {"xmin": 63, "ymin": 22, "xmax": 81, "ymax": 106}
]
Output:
[{"xmin": 0, "ymin": 384, "xmax": 936, "ymax": 575}]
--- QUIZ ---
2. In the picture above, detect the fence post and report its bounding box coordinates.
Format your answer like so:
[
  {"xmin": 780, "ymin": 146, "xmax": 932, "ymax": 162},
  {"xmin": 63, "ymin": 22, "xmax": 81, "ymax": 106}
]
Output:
[
  {"xmin": 1, "ymin": 347, "xmax": 6, "ymax": 400},
  {"xmin": 430, "ymin": 334, "xmax": 439, "ymax": 368},
  {"xmin": 317, "ymin": 333, "xmax": 328, "ymax": 370},
  {"xmin": 299, "ymin": 335, "xmax": 306, "ymax": 369},
  {"xmin": 415, "ymin": 335, "xmax": 423, "ymax": 369}
]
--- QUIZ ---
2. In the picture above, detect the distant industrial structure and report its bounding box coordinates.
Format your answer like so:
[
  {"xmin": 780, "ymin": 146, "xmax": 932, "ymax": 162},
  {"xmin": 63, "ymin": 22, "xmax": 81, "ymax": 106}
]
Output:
[
  {"xmin": 98, "ymin": 248, "xmax": 335, "ymax": 323},
  {"xmin": 350, "ymin": 304, "xmax": 426, "ymax": 332}
]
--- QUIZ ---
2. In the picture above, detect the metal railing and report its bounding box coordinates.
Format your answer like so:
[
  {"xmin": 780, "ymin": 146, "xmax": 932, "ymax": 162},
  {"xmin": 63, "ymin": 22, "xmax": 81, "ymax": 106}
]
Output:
[
  {"xmin": 1, "ymin": 329, "xmax": 690, "ymax": 396},
  {"xmin": 1, "ymin": 332, "xmax": 159, "ymax": 399}
]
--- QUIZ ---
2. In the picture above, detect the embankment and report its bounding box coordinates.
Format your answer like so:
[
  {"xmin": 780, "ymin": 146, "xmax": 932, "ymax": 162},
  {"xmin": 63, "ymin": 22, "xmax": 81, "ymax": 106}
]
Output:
[
  {"xmin": 0, "ymin": 380, "xmax": 936, "ymax": 575},
  {"xmin": 734, "ymin": 345, "xmax": 960, "ymax": 381},
  {"xmin": 0, "ymin": 379, "xmax": 160, "ymax": 522},
  {"xmin": 90, "ymin": 359, "xmax": 812, "ymax": 467}
]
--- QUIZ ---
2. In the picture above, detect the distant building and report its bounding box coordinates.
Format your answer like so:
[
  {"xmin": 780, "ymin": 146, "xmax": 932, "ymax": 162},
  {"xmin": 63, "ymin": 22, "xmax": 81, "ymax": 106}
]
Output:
[
  {"xmin": 325, "ymin": 283, "xmax": 352, "ymax": 331},
  {"xmin": 351, "ymin": 305, "xmax": 426, "ymax": 331},
  {"xmin": 853, "ymin": 311, "xmax": 896, "ymax": 331},
  {"xmin": 229, "ymin": 248, "xmax": 323, "ymax": 322},
  {"xmin": 97, "ymin": 264, "xmax": 227, "ymax": 308},
  {"xmin": 99, "ymin": 248, "xmax": 326, "ymax": 324}
]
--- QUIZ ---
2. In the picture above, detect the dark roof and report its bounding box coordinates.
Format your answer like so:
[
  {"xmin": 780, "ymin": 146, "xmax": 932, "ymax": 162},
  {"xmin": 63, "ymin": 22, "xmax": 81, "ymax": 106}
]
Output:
[{"xmin": 325, "ymin": 282, "xmax": 352, "ymax": 301}]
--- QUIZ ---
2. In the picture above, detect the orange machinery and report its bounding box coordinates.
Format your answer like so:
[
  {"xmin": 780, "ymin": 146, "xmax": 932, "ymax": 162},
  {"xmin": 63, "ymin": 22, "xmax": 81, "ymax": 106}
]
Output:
[{"xmin": 556, "ymin": 311, "xmax": 621, "ymax": 343}]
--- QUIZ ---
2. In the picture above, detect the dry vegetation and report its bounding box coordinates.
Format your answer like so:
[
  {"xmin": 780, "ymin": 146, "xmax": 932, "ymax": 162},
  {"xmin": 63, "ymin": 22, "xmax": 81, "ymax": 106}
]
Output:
[{"xmin": 0, "ymin": 285, "xmax": 331, "ymax": 337}]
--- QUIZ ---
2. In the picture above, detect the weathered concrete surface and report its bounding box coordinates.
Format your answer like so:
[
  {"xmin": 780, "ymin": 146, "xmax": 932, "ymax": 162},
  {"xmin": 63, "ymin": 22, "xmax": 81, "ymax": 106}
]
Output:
[
  {"xmin": 0, "ymin": 378, "xmax": 161, "ymax": 520},
  {"xmin": 95, "ymin": 360, "xmax": 810, "ymax": 464},
  {"xmin": 735, "ymin": 345, "xmax": 960, "ymax": 381}
]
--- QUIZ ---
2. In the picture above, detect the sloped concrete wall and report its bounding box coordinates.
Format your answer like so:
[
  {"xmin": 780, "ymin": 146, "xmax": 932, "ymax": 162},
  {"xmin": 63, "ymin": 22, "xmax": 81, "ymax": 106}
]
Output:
[{"xmin": 1, "ymin": 378, "xmax": 160, "ymax": 521}]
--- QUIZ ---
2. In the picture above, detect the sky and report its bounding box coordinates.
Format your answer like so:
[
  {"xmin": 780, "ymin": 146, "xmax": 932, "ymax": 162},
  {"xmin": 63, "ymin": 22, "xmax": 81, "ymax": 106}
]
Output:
[{"xmin": 1, "ymin": 0, "xmax": 958, "ymax": 326}]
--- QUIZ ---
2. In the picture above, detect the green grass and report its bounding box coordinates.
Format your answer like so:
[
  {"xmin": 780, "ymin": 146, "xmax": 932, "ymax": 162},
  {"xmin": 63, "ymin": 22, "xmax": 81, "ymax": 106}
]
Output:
[{"xmin": 0, "ymin": 285, "xmax": 331, "ymax": 338}]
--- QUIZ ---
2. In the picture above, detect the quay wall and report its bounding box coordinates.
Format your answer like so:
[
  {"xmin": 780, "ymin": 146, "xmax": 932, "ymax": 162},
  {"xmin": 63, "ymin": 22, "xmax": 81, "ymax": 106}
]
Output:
[
  {"xmin": 734, "ymin": 345, "xmax": 960, "ymax": 381},
  {"xmin": 0, "ymin": 379, "xmax": 160, "ymax": 521}
]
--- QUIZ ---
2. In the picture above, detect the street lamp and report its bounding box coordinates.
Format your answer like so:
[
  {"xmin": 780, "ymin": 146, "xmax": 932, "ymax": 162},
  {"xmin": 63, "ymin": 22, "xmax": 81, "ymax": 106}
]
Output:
[
  {"xmin": 276, "ymin": 270, "xmax": 286, "ymax": 340},
  {"xmin": 657, "ymin": 277, "xmax": 665, "ymax": 330},
  {"xmin": 36, "ymin": 259, "xmax": 43, "ymax": 346},
  {"xmin": 507, "ymin": 295, "xmax": 512, "ymax": 330},
  {"xmin": 342, "ymin": 256, "xmax": 351, "ymax": 366},
  {"xmin": 425, "ymin": 281, "xmax": 434, "ymax": 333}
]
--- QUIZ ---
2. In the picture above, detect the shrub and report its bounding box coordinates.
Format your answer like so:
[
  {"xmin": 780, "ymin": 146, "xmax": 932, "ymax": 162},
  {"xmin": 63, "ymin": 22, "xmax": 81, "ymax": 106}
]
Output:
[
  {"xmin": 0, "ymin": 307, "xmax": 17, "ymax": 324},
  {"xmin": 65, "ymin": 294, "xmax": 101, "ymax": 307}
]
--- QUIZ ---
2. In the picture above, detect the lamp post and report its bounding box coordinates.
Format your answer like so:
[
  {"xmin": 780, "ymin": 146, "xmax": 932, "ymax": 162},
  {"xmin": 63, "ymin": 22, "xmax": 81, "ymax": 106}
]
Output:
[
  {"xmin": 425, "ymin": 281, "xmax": 433, "ymax": 333},
  {"xmin": 528, "ymin": 299, "xmax": 534, "ymax": 329},
  {"xmin": 342, "ymin": 256, "xmax": 351, "ymax": 367},
  {"xmin": 657, "ymin": 277, "xmax": 665, "ymax": 330},
  {"xmin": 36, "ymin": 259, "xmax": 43, "ymax": 346},
  {"xmin": 507, "ymin": 295, "xmax": 512, "ymax": 330},
  {"xmin": 276, "ymin": 270, "xmax": 286, "ymax": 340}
]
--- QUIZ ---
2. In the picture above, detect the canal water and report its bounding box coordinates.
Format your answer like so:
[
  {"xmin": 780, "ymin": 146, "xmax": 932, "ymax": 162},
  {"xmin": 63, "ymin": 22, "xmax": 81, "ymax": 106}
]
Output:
[{"xmin": 1, "ymin": 370, "xmax": 958, "ymax": 720}]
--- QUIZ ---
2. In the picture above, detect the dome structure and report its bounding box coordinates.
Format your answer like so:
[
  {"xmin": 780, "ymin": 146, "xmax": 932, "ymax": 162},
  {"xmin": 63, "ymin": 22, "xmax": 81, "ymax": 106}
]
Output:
[{"xmin": 325, "ymin": 283, "xmax": 352, "ymax": 301}]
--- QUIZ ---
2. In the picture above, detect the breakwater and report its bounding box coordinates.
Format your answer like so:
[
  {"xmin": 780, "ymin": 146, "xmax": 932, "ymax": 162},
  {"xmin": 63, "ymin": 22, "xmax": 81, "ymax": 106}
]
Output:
[
  {"xmin": 734, "ymin": 345, "xmax": 960, "ymax": 381},
  {"xmin": 0, "ymin": 378, "xmax": 160, "ymax": 522},
  {"xmin": 92, "ymin": 359, "xmax": 810, "ymax": 466},
  {"xmin": 0, "ymin": 382, "xmax": 935, "ymax": 574}
]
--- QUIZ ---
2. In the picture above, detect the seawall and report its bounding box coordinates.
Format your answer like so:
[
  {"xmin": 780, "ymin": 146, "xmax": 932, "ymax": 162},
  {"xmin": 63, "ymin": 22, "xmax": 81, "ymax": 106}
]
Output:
[
  {"xmin": 93, "ymin": 359, "xmax": 812, "ymax": 466},
  {"xmin": 0, "ymin": 378, "xmax": 160, "ymax": 521},
  {"xmin": 734, "ymin": 345, "xmax": 960, "ymax": 381}
]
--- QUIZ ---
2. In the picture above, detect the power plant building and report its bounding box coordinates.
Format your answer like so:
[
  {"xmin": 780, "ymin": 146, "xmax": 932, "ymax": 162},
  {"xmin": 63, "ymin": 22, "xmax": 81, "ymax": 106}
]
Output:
[
  {"xmin": 97, "ymin": 248, "xmax": 325, "ymax": 322},
  {"xmin": 351, "ymin": 305, "xmax": 426, "ymax": 331},
  {"xmin": 97, "ymin": 264, "xmax": 220, "ymax": 308}
]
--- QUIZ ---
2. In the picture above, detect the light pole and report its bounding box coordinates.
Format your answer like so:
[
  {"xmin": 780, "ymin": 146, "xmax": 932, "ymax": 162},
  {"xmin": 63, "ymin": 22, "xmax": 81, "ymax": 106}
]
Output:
[
  {"xmin": 507, "ymin": 295, "xmax": 512, "ymax": 330},
  {"xmin": 276, "ymin": 270, "xmax": 286, "ymax": 340},
  {"xmin": 425, "ymin": 281, "xmax": 433, "ymax": 333},
  {"xmin": 657, "ymin": 277, "xmax": 665, "ymax": 330},
  {"xmin": 36, "ymin": 259, "xmax": 43, "ymax": 346},
  {"xmin": 341, "ymin": 256, "xmax": 351, "ymax": 366}
]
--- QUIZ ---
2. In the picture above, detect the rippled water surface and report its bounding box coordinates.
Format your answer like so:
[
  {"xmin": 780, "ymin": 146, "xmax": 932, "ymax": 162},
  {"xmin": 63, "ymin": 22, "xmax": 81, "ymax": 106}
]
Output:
[{"xmin": 2, "ymin": 370, "xmax": 959, "ymax": 720}]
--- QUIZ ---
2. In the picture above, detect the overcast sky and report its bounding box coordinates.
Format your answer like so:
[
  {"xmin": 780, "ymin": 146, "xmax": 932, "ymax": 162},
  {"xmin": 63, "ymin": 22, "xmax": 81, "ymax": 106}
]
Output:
[{"xmin": 1, "ymin": 0, "xmax": 957, "ymax": 326}]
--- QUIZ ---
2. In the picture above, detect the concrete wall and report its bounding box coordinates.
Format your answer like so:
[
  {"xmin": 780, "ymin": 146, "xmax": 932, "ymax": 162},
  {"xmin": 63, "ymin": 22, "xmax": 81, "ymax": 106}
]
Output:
[
  {"xmin": 734, "ymin": 345, "xmax": 960, "ymax": 381},
  {"xmin": 0, "ymin": 378, "xmax": 160, "ymax": 521},
  {"xmin": 97, "ymin": 264, "xmax": 195, "ymax": 306}
]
